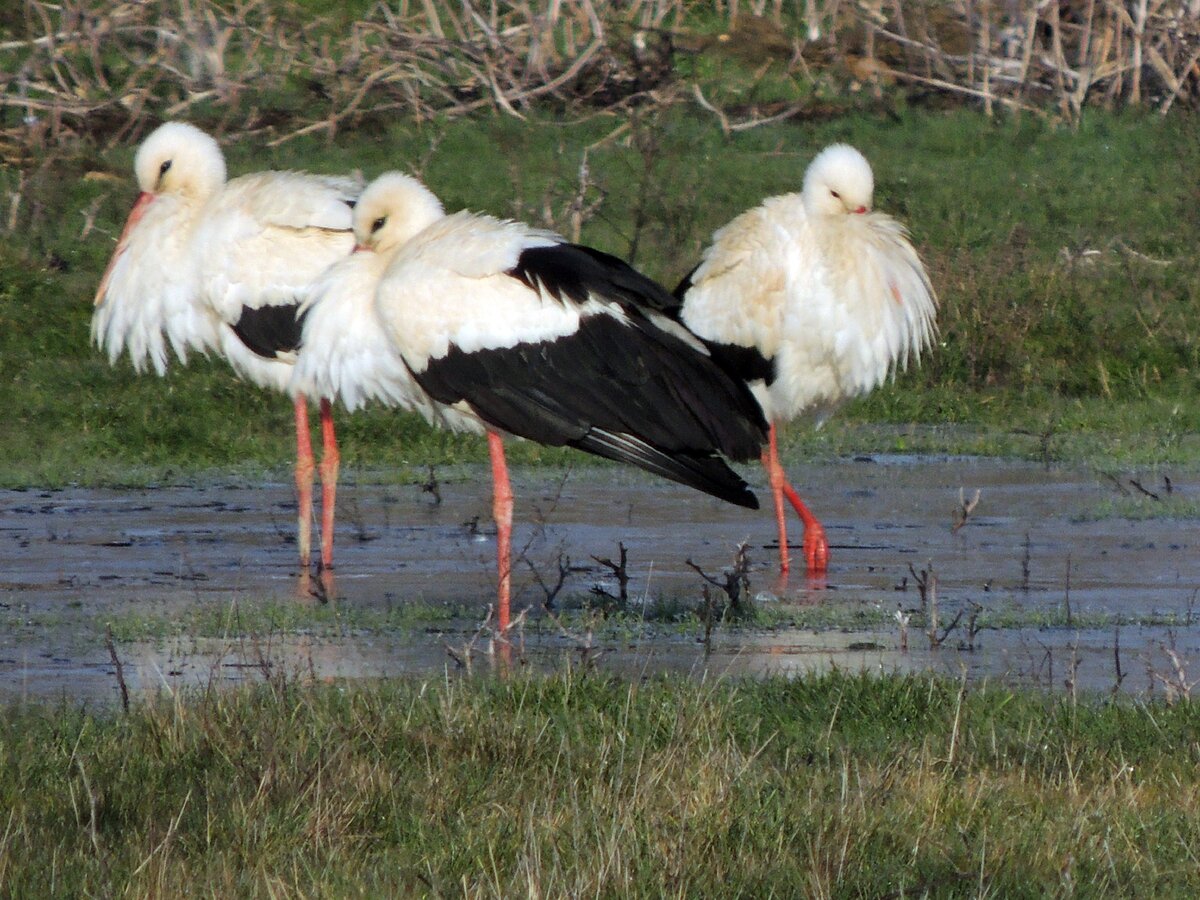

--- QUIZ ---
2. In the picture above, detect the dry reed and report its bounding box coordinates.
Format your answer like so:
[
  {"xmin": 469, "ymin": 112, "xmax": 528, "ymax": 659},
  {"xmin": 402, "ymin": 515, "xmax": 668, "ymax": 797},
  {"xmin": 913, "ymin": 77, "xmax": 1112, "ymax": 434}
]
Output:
[{"xmin": 1, "ymin": 0, "xmax": 1197, "ymax": 160}]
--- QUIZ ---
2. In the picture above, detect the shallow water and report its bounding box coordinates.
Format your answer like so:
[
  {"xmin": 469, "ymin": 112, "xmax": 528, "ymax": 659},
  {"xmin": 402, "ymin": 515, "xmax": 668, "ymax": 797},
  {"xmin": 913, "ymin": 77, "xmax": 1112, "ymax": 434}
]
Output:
[{"xmin": 2, "ymin": 457, "xmax": 1197, "ymax": 702}]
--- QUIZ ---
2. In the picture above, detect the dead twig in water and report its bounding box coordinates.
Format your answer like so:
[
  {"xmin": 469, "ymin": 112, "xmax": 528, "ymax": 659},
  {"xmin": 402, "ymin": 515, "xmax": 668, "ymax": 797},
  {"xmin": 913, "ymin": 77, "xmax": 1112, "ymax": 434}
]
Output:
[
  {"xmin": 1152, "ymin": 640, "xmax": 1196, "ymax": 705},
  {"xmin": 951, "ymin": 487, "xmax": 981, "ymax": 533},
  {"xmin": 687, "ymin": 541, "xmax": 753, "ymax": 612},
  {"xmin": 524, "ymin": 552, "xmax": 571, "ymax": 610},
  {"xmin": 908, "ymin": 560, "xmax": 940, "ymax": 647},
  {"xmin": 1064, "ymin": 638, "xmax": 1081, "ymax": 705},
  {"xmin": 105, "ymin": 625, "xmax": 130, "ymax": 714},
  {"xmin": 590, "ymin": 541, "xmax": 630, "ymax": 612},
  {"xmin": 1021, "ymin": 533, "xmax": 1031, "ymax": 593},
  {"xmin": 1063, "ymin": 553, "xmax": 1073, "ymax": 626},
  {"xmin": 541, "ymin": 606, "xmax": 605, "ymax": 669},
  {"xmin": 1112, "ymin": 625, "xmax": 1127, "ymax": 696},
  {"xmin": 1100, "ymin": 471, "xmax": 1131, "ymax": 496},
  {"xmin": 420, "ymin": 465, "xmax": 442, "ymax": 505},
  {"xmin": 1128, "ymin": 477, "xmax": 1160, "ymax": 500},
  {"xmin": 895, "ymin": 604, "xmax": 911, "ymax": 653},
  {"xmin": 961, "ymin": 600, "xmax": 985, "ymax": 651},
  {"xmin": 447, "ymin": 606, "xmax": 527, "ymax": 670}
]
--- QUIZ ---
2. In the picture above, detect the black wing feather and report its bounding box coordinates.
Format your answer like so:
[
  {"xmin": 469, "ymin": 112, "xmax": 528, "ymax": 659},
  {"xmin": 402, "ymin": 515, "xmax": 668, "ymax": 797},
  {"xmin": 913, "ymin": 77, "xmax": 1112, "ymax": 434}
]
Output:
[
  {"xmin": 230, "ymin": 302, "xmax": 308, "ymax": 359},
  {"xmin": 413, "ymin": 313, "xmax": 766, "ymax": 509},
  {"xmin": 672, "ymin": 264, "xmax": 699, "ymax": 302},
  {"xmin": 511, "ymin": 244, "xmax": 682, "ymax": 315},
  {"xmin": 704, "ymin": 341, "xmax": 776, "ymax": 386}
]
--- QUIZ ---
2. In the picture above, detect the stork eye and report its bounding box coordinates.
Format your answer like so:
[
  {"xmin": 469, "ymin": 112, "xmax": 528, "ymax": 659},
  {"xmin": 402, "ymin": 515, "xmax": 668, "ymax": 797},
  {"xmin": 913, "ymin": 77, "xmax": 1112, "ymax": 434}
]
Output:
[
  {"xmin": 830, "ymin": 189, "xmax": 841, "ymax": 199},
  {"xmin": 371, "ymin": 216, "xmax": 387, "ymax": 234},
  {"xmin": 159, "ymin": 160, "xmax": 172, "ymax": 177}
]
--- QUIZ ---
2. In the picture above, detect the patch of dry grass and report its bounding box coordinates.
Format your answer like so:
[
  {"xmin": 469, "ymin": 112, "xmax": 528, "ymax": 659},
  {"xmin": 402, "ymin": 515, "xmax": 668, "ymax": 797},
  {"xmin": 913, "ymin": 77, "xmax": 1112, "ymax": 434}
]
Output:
[{"xmin": 2, "ymin": 0, "xmax": 1198, "ymax": 164}]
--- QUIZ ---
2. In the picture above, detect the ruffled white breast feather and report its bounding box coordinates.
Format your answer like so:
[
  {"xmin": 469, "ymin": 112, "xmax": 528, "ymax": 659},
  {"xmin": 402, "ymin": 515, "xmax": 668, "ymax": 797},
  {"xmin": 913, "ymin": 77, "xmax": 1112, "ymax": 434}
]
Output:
[
  {"xmin": 680, "ymin": 197, "xmax": 800, "ymax": 362},
  {"xmin": 820, "ymin": 212, "xmax": 937, "ymax": 385},
  {"xmin": 682, "ymin": 193, "xmax": 936, "ymax": 423},
  {"xmin": 90, "ymin": 195, "xmax": 220, "ymax": 375},
  {"xmin": 291, "ymin": 253, "xmax": 425, "ymax": 413}
]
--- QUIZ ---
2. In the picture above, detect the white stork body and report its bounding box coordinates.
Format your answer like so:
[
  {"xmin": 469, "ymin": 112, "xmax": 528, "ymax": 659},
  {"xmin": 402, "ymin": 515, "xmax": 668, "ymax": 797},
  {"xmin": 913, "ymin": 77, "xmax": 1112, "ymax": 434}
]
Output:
[
  {"xmin": 678, "ymin": 144, "xmax": 937, "ymax": 576},
  {"xmin": 314, "ymin": 173, "xmax": 767, "ymax": 631},
  {"xmin": 289, "ymin": 182, "xmax": 452, "ymax": 424},
  {"xmin": 91, "ymin": 122, "xmax": 360, "ymax": 584}
]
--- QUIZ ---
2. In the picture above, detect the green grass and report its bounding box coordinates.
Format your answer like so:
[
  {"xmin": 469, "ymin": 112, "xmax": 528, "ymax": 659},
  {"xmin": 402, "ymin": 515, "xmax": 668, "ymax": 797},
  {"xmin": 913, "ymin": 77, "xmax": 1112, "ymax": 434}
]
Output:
[
  {"xmin": 1, "ymin": 670, "xmax": 1198, "ymax": 895},
  {"xmin": 2, "ymin": 107, "xmax": 1199, "ymax": 488}
]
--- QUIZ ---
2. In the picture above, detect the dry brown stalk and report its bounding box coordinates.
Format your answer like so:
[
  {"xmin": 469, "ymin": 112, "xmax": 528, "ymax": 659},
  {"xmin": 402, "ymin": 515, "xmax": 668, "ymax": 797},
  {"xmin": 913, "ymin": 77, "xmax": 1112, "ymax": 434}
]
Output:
[{"xmin": 1, "ymin": 0, "xmax": 1197, "ymax": 158}]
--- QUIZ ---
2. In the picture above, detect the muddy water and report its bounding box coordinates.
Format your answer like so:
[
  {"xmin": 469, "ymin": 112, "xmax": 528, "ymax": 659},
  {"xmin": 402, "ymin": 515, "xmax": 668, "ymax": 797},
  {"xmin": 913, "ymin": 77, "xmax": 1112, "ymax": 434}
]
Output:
[{"xmin": 1, "ymin": 457, "xmax": 1197, "ymax": 702}]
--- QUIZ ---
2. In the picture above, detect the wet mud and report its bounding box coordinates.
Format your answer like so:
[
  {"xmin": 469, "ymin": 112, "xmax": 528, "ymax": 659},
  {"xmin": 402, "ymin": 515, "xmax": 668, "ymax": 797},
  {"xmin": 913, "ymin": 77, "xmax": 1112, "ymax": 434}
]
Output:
[{"xmin": 2, "ymin": 457, "xmax": 1197, "ymax": 702}]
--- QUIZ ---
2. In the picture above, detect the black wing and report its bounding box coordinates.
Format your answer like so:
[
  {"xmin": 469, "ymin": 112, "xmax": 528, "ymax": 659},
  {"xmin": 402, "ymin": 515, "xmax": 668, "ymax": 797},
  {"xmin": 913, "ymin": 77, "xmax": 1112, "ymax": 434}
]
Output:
[
  {"xmin": 511, "ymin": 244, "xmax": 683, "ymax": 315},
  {"xmin": 413, "ymin": 312, "xmax": 766, "ymax": 509},
  {"xmin": 230, "ymin": 302, "xmax": 308, "ymax": 359}
]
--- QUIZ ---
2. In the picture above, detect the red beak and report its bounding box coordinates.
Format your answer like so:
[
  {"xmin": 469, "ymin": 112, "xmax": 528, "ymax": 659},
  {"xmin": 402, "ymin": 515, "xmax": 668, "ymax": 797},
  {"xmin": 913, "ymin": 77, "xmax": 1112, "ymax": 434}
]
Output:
[{"xmin": 94, "ymin": 191, "xmax": 155, "ymax": 306}]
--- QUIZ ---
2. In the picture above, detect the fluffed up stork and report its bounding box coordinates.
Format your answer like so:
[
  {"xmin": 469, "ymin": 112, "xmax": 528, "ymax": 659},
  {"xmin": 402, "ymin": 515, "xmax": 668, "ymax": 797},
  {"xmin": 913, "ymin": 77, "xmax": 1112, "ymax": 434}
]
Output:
[
  {"xmin": 677, "ymin": 144, "xmax": 937, "ymax": 577},
  {"xmin": 91, "ymin": 121, "xmax": 361, "ymax": 583},
  {"xmin": 298, "ymin": 172, "xmax": 767, "ymax": 632}
]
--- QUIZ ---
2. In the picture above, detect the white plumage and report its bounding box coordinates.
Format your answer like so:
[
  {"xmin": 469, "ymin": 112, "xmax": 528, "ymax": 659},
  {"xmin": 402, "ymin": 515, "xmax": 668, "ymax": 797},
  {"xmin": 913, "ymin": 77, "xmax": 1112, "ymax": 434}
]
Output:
[
  {"xmin": 301, "ymin": 172, "xmax": 766, "ymax": 631},
  {"xmin": 290, "ymin": 174, "xmax": 455, "ymax": 425},
  {"xmin": 679, "ymin": 143, "xmax": 937, "ymax": 576},
  {"xmin": 91, "ymin": 121, "xmax": 360, "ymax": 585}
]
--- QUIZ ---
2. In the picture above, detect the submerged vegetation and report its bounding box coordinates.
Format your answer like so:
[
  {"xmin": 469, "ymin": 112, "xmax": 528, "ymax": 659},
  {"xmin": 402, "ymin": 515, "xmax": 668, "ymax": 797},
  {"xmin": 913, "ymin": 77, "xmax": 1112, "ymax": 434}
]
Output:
[{"xmin": 1, "ymin": 670, "xmax": 1199, "ymax": 895}]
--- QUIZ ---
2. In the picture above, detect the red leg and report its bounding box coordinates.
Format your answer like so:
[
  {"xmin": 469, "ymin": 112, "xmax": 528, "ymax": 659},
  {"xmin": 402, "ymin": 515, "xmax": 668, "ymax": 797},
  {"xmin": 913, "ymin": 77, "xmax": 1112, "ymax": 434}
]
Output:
[
  {"xmin": 293, "ymin": 394, "xmax": 315, "ymax": 572},
  {"xmin": 761, "ymin": 424, "xmax": 791, "ymax": 575},
  {"xmin": 783, "ymin": 482, "xmax": 829, "ymax": 574},
  {"xmin": 487, "ymin": 431, "xmax": 514, "ymax": 634},
  {"xmin": 315, "ymin": 398, "xmax": 340, "ymax": 599},
  {"xmin": 763, "ymin": 423, "xmax": 830, "ymax": 575},
  {"xmin": 317, "ymin": 398, "xmax": 339, "ymax": 574}
]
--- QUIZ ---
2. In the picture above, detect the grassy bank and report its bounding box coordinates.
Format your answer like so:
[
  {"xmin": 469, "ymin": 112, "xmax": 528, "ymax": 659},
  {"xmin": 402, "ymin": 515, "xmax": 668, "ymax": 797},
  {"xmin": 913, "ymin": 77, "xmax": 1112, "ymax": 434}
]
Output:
[
  {"xmin": 1, "ymin": 670, "xmax": 1198, "ymax": 895},
  {"xmin": 2, "ymin": 107, "xmax": 1199, "ymax": 487}
]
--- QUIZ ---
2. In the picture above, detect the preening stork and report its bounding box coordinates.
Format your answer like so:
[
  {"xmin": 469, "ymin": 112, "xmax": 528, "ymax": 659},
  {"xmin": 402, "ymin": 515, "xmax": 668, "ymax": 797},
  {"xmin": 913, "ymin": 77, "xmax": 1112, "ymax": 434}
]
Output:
[
  {"xmin": 91, "ymin": 121, "xmax": 360, "ymax": 582},
  {"xmin": 677, "ymin": 144, "xmax": 937, "ymax": 577},
  {"xmin": 297, "ymin": 172, "xmax": 767, "ymax": 631}
]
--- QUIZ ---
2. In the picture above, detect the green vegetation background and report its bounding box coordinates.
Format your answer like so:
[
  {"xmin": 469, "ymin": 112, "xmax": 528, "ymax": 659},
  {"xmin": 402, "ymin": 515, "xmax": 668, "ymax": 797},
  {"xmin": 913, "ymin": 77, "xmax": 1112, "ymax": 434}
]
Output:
[{"xmin": 1, "ymin": 25, "xmax": 1198, "ymax": 488}]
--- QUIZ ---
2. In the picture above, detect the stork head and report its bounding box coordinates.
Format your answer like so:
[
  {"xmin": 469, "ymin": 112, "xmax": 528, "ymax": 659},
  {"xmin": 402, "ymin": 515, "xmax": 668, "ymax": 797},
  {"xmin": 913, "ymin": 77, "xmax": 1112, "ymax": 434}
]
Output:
[
  {"xmin": 353, "ymin": 172, "xmax": 445, "ymax": 254},
  {"xmin": 802, "ymin": 144, "xmax": 874, "ymax": 219},
  {"xmin": 133, "ymin": 121, "xmax": 227, "ymax": 200},
  {"xmin": 95, "ymin": 122, "xmax": 225, "ymax": 306}
]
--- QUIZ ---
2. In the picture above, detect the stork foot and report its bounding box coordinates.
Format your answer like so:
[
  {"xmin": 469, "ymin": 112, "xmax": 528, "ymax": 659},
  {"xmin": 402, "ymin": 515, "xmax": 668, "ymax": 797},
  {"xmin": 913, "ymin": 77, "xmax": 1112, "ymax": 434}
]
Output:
[{"xmin": 804, "ymin": 521, "xmax": 830, "ymax": 576}]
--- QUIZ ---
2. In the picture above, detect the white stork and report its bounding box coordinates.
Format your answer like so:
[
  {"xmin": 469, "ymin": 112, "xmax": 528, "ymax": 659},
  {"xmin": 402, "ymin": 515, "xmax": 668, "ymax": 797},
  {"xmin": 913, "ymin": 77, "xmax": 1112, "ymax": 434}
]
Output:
[
  {"xmin": 91, "ymin": 121, "xmax": 360, "ymax": 583},
  {"xmin": 677, "ymin": 144, "xmax": 937, "ymax": 577},
  {"xmin": 296, "ymin": 172, "xmax": 767, "ymax": 632}
]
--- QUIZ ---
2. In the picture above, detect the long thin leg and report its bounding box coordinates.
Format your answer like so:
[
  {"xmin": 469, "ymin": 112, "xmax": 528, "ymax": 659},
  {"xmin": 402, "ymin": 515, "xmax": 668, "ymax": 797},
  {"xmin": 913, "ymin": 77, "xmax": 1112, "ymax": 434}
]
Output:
[
  {"xmin": 762, "ymin": 422, "xmax": 830, "ymax": 575},
  {"xmin": 293, "ymin": 393, "xmax": 315, "ymax": 572},
  {"xmin": 316, "ymin": 397, "xmax": 340, "ymax": 599},
  {"xmin": 762, "ymin": 423, "xmax": 792, "ymax": 574},
  {"xmin": 487, "ymin": 431, "xmax": 514, "ymax": 634},
  {"xmin": 317, "ymin": 398, "xmax": 339, "ymax": 574}
]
